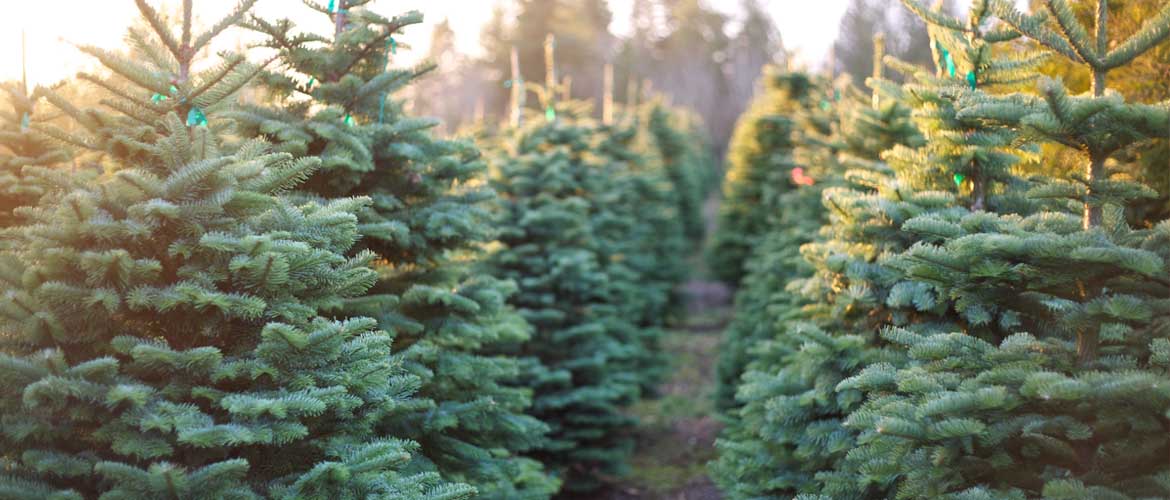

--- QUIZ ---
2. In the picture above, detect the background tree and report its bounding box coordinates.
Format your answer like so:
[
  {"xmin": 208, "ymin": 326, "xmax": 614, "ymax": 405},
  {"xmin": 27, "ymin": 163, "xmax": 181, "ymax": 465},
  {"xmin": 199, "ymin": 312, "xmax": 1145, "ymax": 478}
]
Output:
[
  {"xmin": 1024, "ymin": 0, "xmax": 1170, "ymax": 224},
  {"xmin": 833, "ymin": 0, "xmax": 947, "ymax": 84},
  {"xmin": 481, "ymin": 107, "xmax": 646, "ymax": 492},
  {"xmin": 707, "ymin": 69, "xmax": 818, "ymax": 286},
  {"xmin": 0, "ymin": 80, "xmax": 71, "ymax": 227}
]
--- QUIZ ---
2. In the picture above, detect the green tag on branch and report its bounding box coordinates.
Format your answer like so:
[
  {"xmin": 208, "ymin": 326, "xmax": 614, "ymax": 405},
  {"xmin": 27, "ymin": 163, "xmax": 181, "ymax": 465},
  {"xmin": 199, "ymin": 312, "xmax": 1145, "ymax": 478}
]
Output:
[
  {"xmin": 169, "ymin": 85, "xmax": 179, "ymax": 94},
  {"xmin": 20, "ymin": 112, "xmax": 30, "ymax": 132},
  {"xmin": 186, "ymin": 107, "xmax": 208, "ymax": 127},
  {"xmin": 151, "ymin": 93, "xmax": 168, "ymax": 103},
  {"xmin": 327, "ymin": 0, "xmax": 335, "ymax": 12},
  {"xmin": 953, "ymin": 173, "xmax": 965, "ymax": 187},
  {"xmin": 390, "ymin": 37, "xmax": 397, "ymax": 54},
  {"xmin": 820, "ymin": 100, "xmax": 830, "ymax": 111},
  {"xmin": 945, "ymin": 51, "xmax": 956, "ymax": 77},
  {"xmin": 966, "ymin": 70, "xmax": 977, "ymax": 90},
  {"xmin": 344, "ymin": 114, "xmax": 355, "ymax": 126},
  {"xmin": 545, "ymin": 106, "xmax": 556, "ymax": 122}
]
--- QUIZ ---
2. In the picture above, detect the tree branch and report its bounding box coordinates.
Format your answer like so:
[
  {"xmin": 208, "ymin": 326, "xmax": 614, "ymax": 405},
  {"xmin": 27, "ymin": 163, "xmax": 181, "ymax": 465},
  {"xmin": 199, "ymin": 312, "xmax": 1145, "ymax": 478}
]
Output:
[{"xmin": 1045, "ymin": 0, "xmax": 1101, "ymax": 67}]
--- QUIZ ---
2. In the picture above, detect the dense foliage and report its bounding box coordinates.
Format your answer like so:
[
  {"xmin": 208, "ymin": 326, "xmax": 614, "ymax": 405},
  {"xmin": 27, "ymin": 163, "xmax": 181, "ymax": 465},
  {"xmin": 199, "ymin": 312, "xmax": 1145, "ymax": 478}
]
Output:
[
  {"xmin": 0, "ymin": 1, "xmax": 713, "ymax": 498},
  {"xmin": 0, "ymin": 3, "xmax": 474, "ymax": 497},
  {"xmin": 712, "ymin": 0, "xmax": 1170, "ymax": 498},
  {"xmin": 227, "ymin": 3, "xmax": 557, "ymax": 497},
  {"xmin": 0, "ymin": 82, "xmax": 71, "ymax": 227},
  {"xmin": 480, "ymin": 95, "xmax": 706, "ymax": 491}
]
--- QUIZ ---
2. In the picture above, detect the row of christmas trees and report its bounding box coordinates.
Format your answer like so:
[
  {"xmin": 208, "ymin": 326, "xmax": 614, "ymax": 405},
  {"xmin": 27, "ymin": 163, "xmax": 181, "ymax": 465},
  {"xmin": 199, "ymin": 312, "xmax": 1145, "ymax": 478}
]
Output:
[
  {"xmin": 0, "ymin": 1, "xmax": 712, "ymax": 497},
  {"xmin": 710, "ymin": 0, "xmax": 1170, "ymax": 498}
]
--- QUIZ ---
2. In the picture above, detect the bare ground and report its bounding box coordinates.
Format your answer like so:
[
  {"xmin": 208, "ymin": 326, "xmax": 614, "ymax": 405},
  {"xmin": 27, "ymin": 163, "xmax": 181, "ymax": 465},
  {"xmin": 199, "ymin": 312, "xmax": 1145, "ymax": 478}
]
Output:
[{"xmin": 594, "ymin": 279, "xmax": 731, "ymax": 500}]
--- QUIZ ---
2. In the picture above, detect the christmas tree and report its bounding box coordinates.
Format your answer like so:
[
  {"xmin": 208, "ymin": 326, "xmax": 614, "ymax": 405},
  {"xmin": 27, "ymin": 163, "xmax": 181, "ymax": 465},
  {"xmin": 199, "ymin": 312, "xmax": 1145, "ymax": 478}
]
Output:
[
  {"xmin": 835, "ymin": 0, "xmax": 1170, "ymax": 497},
  {"xmin": 713, "ymin": 63, "xmax": 930, "ymax": 497},
  {"xmin": 0, "ymin": 2, "xmax": 473, "ymax": 498},
  {"xmin": 228, "ymin": 2, "xmax": 557, "ymax": 497},
  {"xmin": 708, "ymin": 68, "xmax": 818, "ymax": 286},
  {"xmin": 0, "ymin": 79, "xmax": 72, "ymax": 227},
  {"xmin": 712, "ymin": 69, "xmax": 841, "ymax": 412},
  {"xmin": 480, "ymin": 73, "xmax": 695, "ymax": 487},
  {"xmin": 644, "ymin": 101, "xmax": 713, "ymax": 245}
]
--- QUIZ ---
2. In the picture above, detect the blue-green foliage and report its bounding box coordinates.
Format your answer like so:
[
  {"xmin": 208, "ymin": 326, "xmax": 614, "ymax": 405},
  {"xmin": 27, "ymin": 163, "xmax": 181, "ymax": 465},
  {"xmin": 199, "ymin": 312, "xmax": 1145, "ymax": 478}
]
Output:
[
  {"xmin": 0, "ymin": 82, "xmax": 73, "ymax": 227},
  {"xmin": 0, "ymin": 3, "xmax": 478, "ymax": 498},
  {"xmin": 713, "ymin": 1, "xmax": 1170, "ymax": 498},
  {"xmin": 708, "ymin": 70, "xmax": 819, "ymax": 286},
  {"xmin": 712, "ymin": 70, "xmax": 839, "ymax": 412},
  {"xmin": 481, "ymin": 98, "xmax": 698, "ymax": 491},
  {"xmin": 645, "ymin": 101, "xmax": 714, "ymax": 245},
  {"xmin": 228, "ymin": 3, "xmax": 557, "ymax": 498},
  {"xmin": 713, "ymin": 79, "xmax": 927, "ymax": 499},
  {"xmin": 485, "ymin": 111, "xmax": 642, "ymax": 491}
]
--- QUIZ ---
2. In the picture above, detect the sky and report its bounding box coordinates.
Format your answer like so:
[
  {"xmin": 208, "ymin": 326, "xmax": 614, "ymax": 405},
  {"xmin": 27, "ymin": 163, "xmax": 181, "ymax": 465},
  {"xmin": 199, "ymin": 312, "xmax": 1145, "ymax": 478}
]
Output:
[
  {"xmin": 0, "ymin": 0, "xmax": 1019, "ymax": 87},
  {"xmin": 0, "ymin": 0, "xmax": 857, "ymax": 87}
]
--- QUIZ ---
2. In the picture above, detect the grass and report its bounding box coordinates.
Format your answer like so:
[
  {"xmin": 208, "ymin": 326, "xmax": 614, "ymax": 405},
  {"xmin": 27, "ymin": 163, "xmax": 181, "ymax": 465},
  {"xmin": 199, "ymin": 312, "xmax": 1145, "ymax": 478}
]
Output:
[{"xmin": 614, "ymin": 313, "xmax": 726, "ymax": 498}]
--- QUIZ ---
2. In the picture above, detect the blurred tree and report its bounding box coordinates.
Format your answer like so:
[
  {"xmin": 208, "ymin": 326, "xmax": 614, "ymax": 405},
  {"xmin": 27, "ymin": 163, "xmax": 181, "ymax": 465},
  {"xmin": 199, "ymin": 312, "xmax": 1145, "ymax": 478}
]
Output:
[
  {"xmin": 478, "ymin": 0, "xmax": 616, "ymax": 118},
  {"xmin": 728, "ymin": 0, "xmax": 784, "ymax": 113},
  {"xmin": 833, "ymin": 0, "xmax": 947, "ymax": 83},
  {"xmin": 411, "ymin": 19, "xmax": 492, "ymax": 134}
]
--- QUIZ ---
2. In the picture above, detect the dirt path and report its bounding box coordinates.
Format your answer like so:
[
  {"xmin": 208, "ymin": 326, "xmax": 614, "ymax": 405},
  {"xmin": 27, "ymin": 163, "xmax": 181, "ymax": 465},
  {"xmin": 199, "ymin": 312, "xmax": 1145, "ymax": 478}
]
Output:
[{"xmin": 597, "ymin": 280, "xmax": 731, "ymax": 500}]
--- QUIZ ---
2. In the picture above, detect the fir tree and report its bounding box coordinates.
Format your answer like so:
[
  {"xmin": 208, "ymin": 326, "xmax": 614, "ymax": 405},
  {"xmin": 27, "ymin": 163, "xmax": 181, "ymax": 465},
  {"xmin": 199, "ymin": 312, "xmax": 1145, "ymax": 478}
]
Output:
[
  {"xmin": 644, "ymin": 101, "xmax": 712, "ymax": 245},
  {"xmin": 834, "ymin": 1, "xmax": 1170, "ymax": 497},
  {"xmin": 708, "ymin": 68, "xmax": 818, "ymax": 286},
  {"xmin": 595, "ymin": 106, "xmax": 689, "ymax": 326},
  {"xmin": 482, "ymin": 97, "xmax": 664, "ymax": 491},
  {"xmin": 229, "ymin": 2, "xmax": 557, "ymax": 497},
  {"xmin": 713, "ymin": 54, "xmax": 932, "ymax": 498},
  {"xmin": 0, "ymin": 2, "xmax": 473, "ymax": 498},
  {"xmin": 0, "ymin": 81, "xmax": 72, "ymax": 227},
  {"xmin": 712, "ymin": 69, "xmax": 839, "ymax": 411}
]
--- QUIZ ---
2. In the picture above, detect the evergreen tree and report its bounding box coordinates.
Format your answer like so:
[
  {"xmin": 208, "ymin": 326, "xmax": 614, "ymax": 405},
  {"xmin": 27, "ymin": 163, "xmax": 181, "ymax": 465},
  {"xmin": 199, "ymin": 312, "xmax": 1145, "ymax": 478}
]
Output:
[
  {"xmin": 833, "ymin": 1, "xmax": 1170, "ymax": 497},
  {"xmin": 0, "ymin": 80, "xmax": 74, "ymax": 227},
  {"xmin": 713, "ymin": 70, "xmax": 930, "ymax": 498},
  {"xmin": 228, "ymin": 3, "xmax": 557, "ymax": 498},
  {"xmin": 0, "ymin": 2, "xmax": 474, "ymax": 498},
  {"xmin": 1030, "ymin": 0, "xmax": 1170, "ymax": 225},
  {"xmin": 645, "ymin": 101, "xmax": 712, "ymax": 245},
  {"xmin": 711, "ymin": 69, "xmax": 839, "ymax": 410},
  {"xmin": 483, "ymin": 106, "xmax": 640, "ymax": 492},
  {"xmin": 480, "ymin": 90, "xmax": 684, "ymax": 490},
  {"xmin": 593, "ymin": 116, "xmax": 681, "ymax": 331},
  {"xmin": 708, "ymin": 69, "xmax": 818, "ymax": 286}
]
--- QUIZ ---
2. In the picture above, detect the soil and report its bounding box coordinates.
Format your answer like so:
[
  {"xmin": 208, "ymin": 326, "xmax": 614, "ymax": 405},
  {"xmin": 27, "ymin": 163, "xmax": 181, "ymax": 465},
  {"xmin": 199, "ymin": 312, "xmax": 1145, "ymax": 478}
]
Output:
[{"xmin": 593, "ymin": 278, "xmax": 731, "ymax": 500}]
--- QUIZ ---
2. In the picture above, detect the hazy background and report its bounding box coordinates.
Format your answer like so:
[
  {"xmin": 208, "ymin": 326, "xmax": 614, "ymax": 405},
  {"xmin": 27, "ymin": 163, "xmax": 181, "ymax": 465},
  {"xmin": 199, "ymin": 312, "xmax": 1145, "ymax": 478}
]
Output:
[{"xmin": 0, "ymin": 0, "xmax": 1024, "ymax": 159}]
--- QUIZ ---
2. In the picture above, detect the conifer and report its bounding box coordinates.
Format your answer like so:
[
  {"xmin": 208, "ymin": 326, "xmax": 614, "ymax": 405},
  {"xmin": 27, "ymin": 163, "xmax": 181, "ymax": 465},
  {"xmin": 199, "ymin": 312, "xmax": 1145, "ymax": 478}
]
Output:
[
  {"xmin": 228, "ymin": 3, "xmax": 557, "ymax": 497},
  {"xmin": 0, "ymin": 2, "xmax": 473, "ymax": 498},
  {"xmin": 708, "ymin": 69, "xmax": 822, "ymax": 286},
  {"xmin": 483, "ymin": 104, "xmax": 642, "ymax": 491},
  {"xmin": 0, "ymin": 81, "xmax": 72, "ymax": 227},
  {"xmin": 644, "ymin": 101, "xmax": 712, "ymax": 245},
  {"xmin": 712, "ymin": 69, "xmax": 839, "ymax": 411},
  {"xmin": 835, "ymin": 1, "xmax": 1170, "ymax": 497},
  {"xmin": 714, "ymin": 47, "xmax": 946, "ymax": 496}
]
